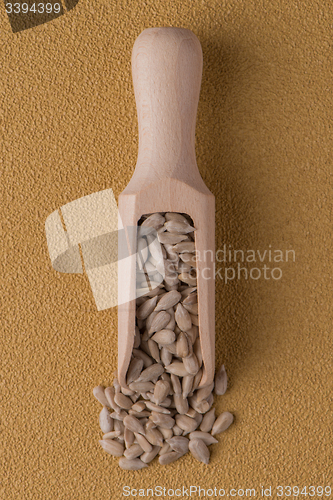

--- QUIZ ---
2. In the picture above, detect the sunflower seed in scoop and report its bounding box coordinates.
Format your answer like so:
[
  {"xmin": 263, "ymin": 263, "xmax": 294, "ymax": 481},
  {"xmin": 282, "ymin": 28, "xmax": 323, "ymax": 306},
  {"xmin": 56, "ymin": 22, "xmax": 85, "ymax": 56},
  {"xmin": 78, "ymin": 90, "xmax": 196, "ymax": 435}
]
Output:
[
  {"xmin": 211, "ymin": 412, "xmax": 234, "ymax": 435},
  {"xmin": 151, "ymin": 329, "xmax": 176, "ymax": 345},
  {"xmin": 124, "ymin": 443, "xmax": 144, "ymax": 459},
  {"xmin": 175, "ymin": 303, "xmax": 192, "ymax": 332},
  {"xmin": 214, "ymin": 364, "xmax": 228, "ymax": 395},
  {"xmin": 141, "ymin": 445, "xmax": 161, "ymax": 463},
  {"xmin": 119, "ymin": 457, "xmax": 148, "ymax": 470},
  {"xmin": 99, "ymin": 439, "xmax": 124, "ymax": 457},
  {"xmin": 93, "ymin": 386, "xmax": 110, "ymax": 407},
  {"xmin": 159, "ymin": 451, "xmax": 184, "ymax": 465},
  {"xmin": 99, "ymin": 407, "xmax": 114, "ymax": 434},
  {"xmin": 164, "ymin": 220, "xmax": 195, "ymax": 234},
  {"xmin": 136, "ymin": 363, "xmax": 164, "ymax": 383},
  {"xmin": 176, "ymin": 331, "xmax": 190, "ymax": 358},
  {"xmin": 126, "ymin": 358, "xmax": 144, "ymax": 385},
  {"xmin": 188, "ymin": 438, "xmax": 210, "ymax": 464},
  {"xmin": 141, "ymin": 213, "xmax": 165, "ymax": 229},
  {"xmin": 136, "ymin": 296, "xmax": 159, "ymax": 320},
  {"xmin": 155, "ymin": 290, "xmax": 182, "ymax": 311},
  {"xmin": 189, "ymin": 431, "xmax": 218, "ymax": 445},
  {"xmin": 154, "ymin": 380, "xmax": 170, "ymax": 405},
  {"xmin": 179, "ymin": 273, "xmax": 197, "ymax": 287},
  {"xmin": 182, "ymin": 292, "xmax": 198, "ymax": 305},
  {"xmin": 200, "ymin": 408, "xmax": 216, "ymax": 433},
  {"xmin": 190, "ymin": 314, "xmax": 199, "ymax": 326},
  {"xmin": 166, "ymin": 362, "xmax": 190, "ymax": 377},
  {"xmin": 158, "ymin": 233, "xmax": 188, "ymax": 245},
  {"xmin": 166, "ymin": 436, "xmax": 189, "ymax": 454},
  {"xmin": 182, "ymin": 375, "xmax": 194, "ymax": 399},
  {"xmin": 182, "ymin": 353, "xmax": 200, "ymax": 376},
  {"xmin": 172, "ymin": 242, "xmax": 196, "ymax": 253},
  {"xmin": 165, "ymin": 212, "xmax": 189, "ymax": 224},
  {"xmin": 148, "ymin": 311, "xmax": 171, "ymax": 335}
]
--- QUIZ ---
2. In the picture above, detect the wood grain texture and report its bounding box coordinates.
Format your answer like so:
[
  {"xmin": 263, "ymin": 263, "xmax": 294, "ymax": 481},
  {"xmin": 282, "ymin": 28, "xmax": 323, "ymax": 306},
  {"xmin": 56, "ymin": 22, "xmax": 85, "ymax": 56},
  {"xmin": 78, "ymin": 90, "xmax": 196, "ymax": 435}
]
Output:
[{"xmin": 118, "ymin": 28, "xmax": 215, "ymax": 388}]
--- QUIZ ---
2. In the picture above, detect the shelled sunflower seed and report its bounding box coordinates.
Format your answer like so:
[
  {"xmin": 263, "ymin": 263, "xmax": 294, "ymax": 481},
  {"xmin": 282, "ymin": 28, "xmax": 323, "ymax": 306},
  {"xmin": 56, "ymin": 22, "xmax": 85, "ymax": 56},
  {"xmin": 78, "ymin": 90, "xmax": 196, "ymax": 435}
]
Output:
[{"xmin": 93, "ymin": 212, "xmax": 235, "ymax": 469}]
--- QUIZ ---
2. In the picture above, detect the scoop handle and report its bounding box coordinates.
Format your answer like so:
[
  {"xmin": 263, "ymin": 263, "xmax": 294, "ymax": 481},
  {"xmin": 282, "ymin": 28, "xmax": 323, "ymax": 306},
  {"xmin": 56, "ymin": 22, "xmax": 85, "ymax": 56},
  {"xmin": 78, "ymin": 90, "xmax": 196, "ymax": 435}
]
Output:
[{"xmin": 131, "ymin": 27, "xmax": 203, "ymax": 186}]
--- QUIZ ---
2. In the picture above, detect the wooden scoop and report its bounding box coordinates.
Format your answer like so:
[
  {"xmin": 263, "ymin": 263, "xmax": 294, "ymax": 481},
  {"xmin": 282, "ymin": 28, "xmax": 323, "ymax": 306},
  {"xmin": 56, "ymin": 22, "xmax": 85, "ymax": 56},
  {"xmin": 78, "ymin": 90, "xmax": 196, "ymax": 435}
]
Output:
[{"xmin": 118, "ymin": 27, "xmax": 215, "ymax": 389}]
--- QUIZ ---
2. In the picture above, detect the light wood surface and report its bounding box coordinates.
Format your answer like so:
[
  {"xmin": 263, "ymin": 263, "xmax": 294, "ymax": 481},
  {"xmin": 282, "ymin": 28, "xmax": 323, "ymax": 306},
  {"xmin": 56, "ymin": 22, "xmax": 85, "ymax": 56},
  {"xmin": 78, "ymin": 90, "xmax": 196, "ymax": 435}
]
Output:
[{"xmin": 118, "ymin": 27, "xmax": 215, "ymax": 388}]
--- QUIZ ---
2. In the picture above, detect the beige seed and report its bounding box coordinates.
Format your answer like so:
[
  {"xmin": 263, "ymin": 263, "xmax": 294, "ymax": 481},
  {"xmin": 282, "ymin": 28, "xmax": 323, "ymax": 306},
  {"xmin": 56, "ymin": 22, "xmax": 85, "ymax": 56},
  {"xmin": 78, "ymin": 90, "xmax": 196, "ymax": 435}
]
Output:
[
  {"xmin": 175, "ymin": 303, "xmax": 192, "ymax": 332},
  {"xmin": 114, "ymin": 419, "xmax": 125, "ymax": 435},
  {"xmin": 147, "ymin": 339, "xmax": 161, "ymax": 363},
  {"xmin": 158, "ymin": 427, "xmax": 173, "ymax": 440},
  {"xmin": 145, "ymin": 401, "xmax": 171, "ymax": 414},
  {"xmin": 140, "ymin": 445, "xmax": 161, "ymax": 463},
  {"xmin": 180, "ymin": 286, "xmax": 197, "ymax": 297},
  {"xmin": 147, "ymin": 234, "xmax": 164, "ymax": 262},
  {"xmin": 99, "ymin": 439, "xmax": 124, "ymax": 457},
  {"xmin": 136, "ymin": 295, "xmax": 159, "ymax": 320},
  {"xmin": 114, "ymin": 393, "xmax": 133, "ymax": 410},
  {"xmin": 182, "ymin": 375, "xmax": 194, "ymax": 399},
  {"xmin": 145, "ymin": 311, "xmax": 158, "ymax": 333},
  {"xmin": 175, "ymin": 414, "xmax": 198, "ymax": 433},
  {"xmin": 183, "ymin": 353, "xmax": 200, "ymax": 376},
  {"xmin": 177, "ymin": 261, "xmax": 192, "ymax": 273},
  {"xmin": 195, "ymin": 382, "xmax": 214, "ymax": 403},
  {"xmin": 121, "ymin": 386, "xmax": 136, "ymax": 397},
  {"xmin": 110, "ymin": 410, "xmax": 128, "ymax": 420},
  {"xmin": 131, "ymin": 401, "xmax": 146, "ymax": 412},
  {"xmin": 124, "ymin": 443, "xmax": 144, "ymax": 459},
  {"xmin": 214, "ymin": 363, "xmax": 228, "ymax": 395},
  {"xmin": 132, "ymin": 349, "xmax": 154, "ymax": 368},
  {"xmin": 164, "ymin": 220, "xmax": 195, "ymax": 234},
  {"xmin": 104, "ymin": 387, "xmax": 121, "ymax": 413},
  {"xmin": 93, "ymin": 386, "xmax": 110, "ymax": 407},
  {"xmin": 159, "ymin": 451, "xmax": 183, "ymax": 465},
  {"xmin": 124, "ymin": 428, "xmax": 135, "ymax": 448},
  {"xmin": 200, "ymin": 408, "xmax": 216, "ymax": 433},
  {"xmin": 188, "ymin": 438, "xmax": 210, "ymax": 465},
  {"xmin": 172, "ymin": 242, "xmax": 196, "ymax": 253},
  {"xmin": 137, "ymin": 237, "xmax": 149, "ymax": 270},
  {"xmin": 190, "ymin": 314, "xmax": 199, "ymax": 326},
  {"xmin": 164, "ymin": 307, "xmax": 176, "ymax": 330},
  {"xmin": 174, "ymin": 394, "xmax": 189, "ymax": 415},
  {"xmin": 150, "ymin": 412, "xmax": 175, "ymax": 429},
  {"xmin": 159, "ymin": 443, "xmax": 172, "ymax": 455},
  {"xmin": 176, "ymin": 331, "xmax": 190, "ymax": 358},
  {"xmin": 179, "ymin": 273, "xmax": 197, "ymax": 286},
  {"xmin": 183, "ymin": 303, "xmax": 198, "ymax": 315},
  {"xmin": 189, "ymin": 431, "xmax": 218, "ymax": 445},
  {"xmin": 188, "ymin": 395, "xmax": 210, "ymax": 414},
  {"xmin": 103, "ymin": 431, "xmax": 121, "ymax": 440},
  {"xmin": 128, "ymin": 410, "xmax": 151, "ymax": 418},
  {"xmin": 134, "ymin": 433, "xmax": 153, "ymax": 453},
  {"xmin": 151, "ymin": 329, "xmax": 176, "ymax": 345},
  {"xmin": 167, "ymin": 436, "xmax": 189, "ymax": 454},
  {"xmin": 182, "ymin": 292, "xmax": 198, "ymax": 305},
  {"xmin": 192, "ymin": 368, "xmax": 203, "ymax": 391},
  {"xmin": 145, "ymin": 428, "xmax": 164, "ymax": 447},
  {"xmin": 170, "ymin": 373, "xmax": 182, "ymax": 395},
  {"xmin": 154, "ymin": 380, "xmax": 170, "ymax": 405},
  {"xmin": 172, "ymin": 424, "xmax": 183, "ymax": 436},
  {"xmin": 185, "ymin": 325, "xmax": 198, "ymax": 344},
  {"xmin": 211, "ymin": 412, "xmax": 234, "ymax": 436},
  {"xmin": 155, "ymin": 290, "xmax": 182, "ymax": 311},
  {"xmin": 128, "ymin": 381, "xmax": 155, "ymax": 393},
  {"xmin": 158, "ymin": 232, "xmax": 188, "ymax": 245},
  {"xmin": 141, "ymin": 213, "xmax": 165, "ymax": 229},
  {"xmin": 136, "ymin": 363, "xmax": 164, "ymax": 383},
  {"xmin": 164, "ymin": 342, "xmax": 177, "ymax": 354},
  {"xmin": 160, "ymin": 347, "xmax": 173, "ymax": 366},
  {"xmin": 165, "ymin": 212, "xmax": 189, "ymax": 224},
  {"xmin": 193, "ymin": 338, "xmax": 203, "ymax": 366},
  {"xmin": 123, "ymin": 415, "xmax": 145, "ymax": 435},
  {"xmin": 166, "ymin": 362, "xmax": 190, "ymax": 377},
  {"xmin": 148, "ymin": 311, "xmax": 171, "ymax": 335},
  {"xmin": 145, "ymin": 419, "xmax": 156, "ymax": 431},
  {"xmin": 99, "ymin": 407, "xmax": 114, "ymax": 434},
  {"xmin": 126, "ymin": 357, "xmax": 144, "ymax": 385},
  {"xmin": 119, "ymin": 457, "xmax": 148, "ymax": 470}
]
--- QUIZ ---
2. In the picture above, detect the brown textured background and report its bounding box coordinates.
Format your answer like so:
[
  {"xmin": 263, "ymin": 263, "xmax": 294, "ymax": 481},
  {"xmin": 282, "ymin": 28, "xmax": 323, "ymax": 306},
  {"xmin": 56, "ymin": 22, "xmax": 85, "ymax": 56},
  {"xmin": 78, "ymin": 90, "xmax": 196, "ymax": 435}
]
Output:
[{"xmin": 1, "ymin": 0, "xmax": 332, "ymax": 498}]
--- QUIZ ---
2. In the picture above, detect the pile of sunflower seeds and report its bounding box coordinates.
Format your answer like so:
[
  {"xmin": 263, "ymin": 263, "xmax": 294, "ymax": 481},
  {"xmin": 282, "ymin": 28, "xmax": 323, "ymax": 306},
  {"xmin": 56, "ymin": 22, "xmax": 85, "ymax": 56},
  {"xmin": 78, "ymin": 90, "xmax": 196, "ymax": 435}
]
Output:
[{"xmin": 93, "ymin": 212, "xmax": 234, "ymax": 470}]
